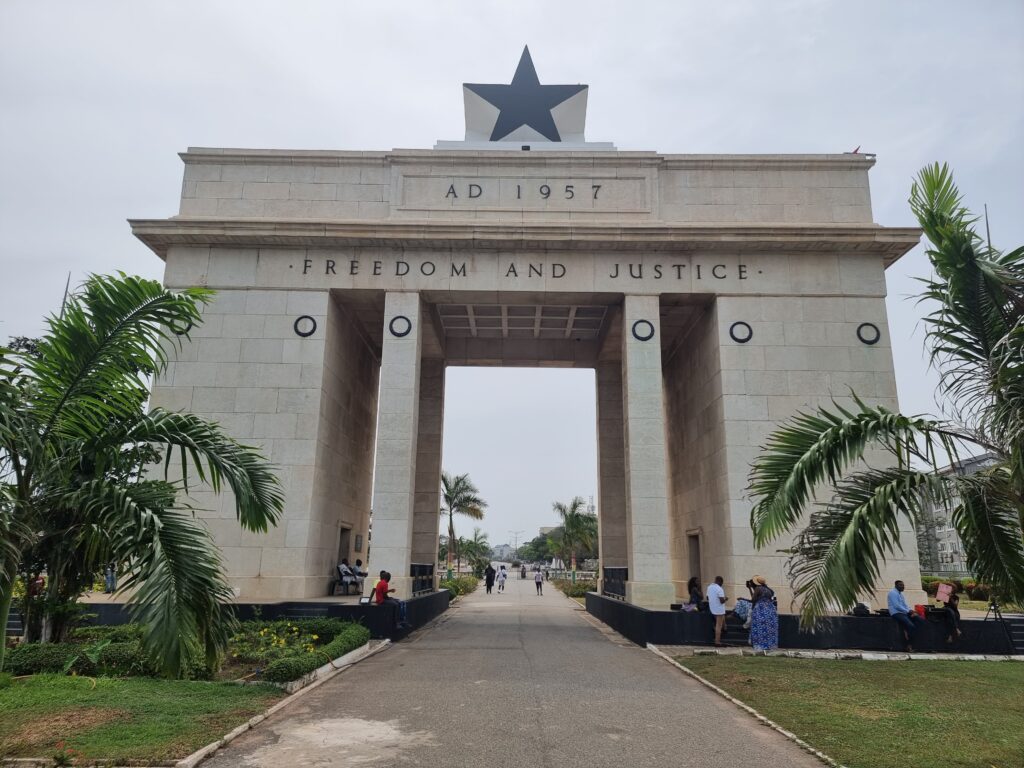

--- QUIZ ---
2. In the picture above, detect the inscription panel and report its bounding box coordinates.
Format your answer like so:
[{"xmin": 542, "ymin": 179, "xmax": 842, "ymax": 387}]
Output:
[{"xmin": 398, "ymin": 175, "xmax": 649, "ymax": 213}]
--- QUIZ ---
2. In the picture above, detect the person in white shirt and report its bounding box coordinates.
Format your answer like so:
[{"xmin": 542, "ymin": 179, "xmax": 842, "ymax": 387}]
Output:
[
  {"xmin": 534, "ymin": 568, "xmax": 544, "ymax": 595},
  {"xmin": 706, "ymin": 576, "xmax": 728, "ymax": 647},
  {"xmin": 496, "ymin": 566, "xmax": 508, "ymax": 593}
]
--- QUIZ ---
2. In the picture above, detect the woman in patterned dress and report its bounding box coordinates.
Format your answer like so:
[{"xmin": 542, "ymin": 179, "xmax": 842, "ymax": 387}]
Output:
[{"xmin": 748, "ymin": 575, "xmax": 779, "ymax": 652}]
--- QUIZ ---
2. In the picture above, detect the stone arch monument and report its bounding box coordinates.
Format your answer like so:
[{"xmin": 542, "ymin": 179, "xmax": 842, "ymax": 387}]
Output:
[{"xmin": 132, "ymin": 49, "xmax": 924, "ymax": 609}]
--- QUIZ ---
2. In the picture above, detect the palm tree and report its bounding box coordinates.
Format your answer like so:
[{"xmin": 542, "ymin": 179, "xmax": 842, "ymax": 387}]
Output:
[
  {"xmin": 440, "ymin": 471, "xmax": 486, "ymax": 573},
  {"xmin": 459, "ymin": 527, "xmax": 491, "ymax": 577},
  {"xmin": 748, "ymin": 164, "xmax": 1024, "ymax": 627},
  {"xmin": 553, "ymin": 496, "xmax": 597, "ymax": 576},
  {"xmin": 0, "ymin": 274, "xmax": 284, "ymax": 674}
]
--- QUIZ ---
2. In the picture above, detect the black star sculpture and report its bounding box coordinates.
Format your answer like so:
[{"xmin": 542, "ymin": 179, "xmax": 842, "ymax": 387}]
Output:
[{"xmin": 465, "ymin": 46, "xmax": 586, "ymax": 142}]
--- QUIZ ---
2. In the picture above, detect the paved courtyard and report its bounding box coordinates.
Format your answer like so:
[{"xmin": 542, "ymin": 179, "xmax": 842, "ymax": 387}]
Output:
[{"xmin": 204, "ymin": 577, "xmax": 823, "ymax": 767}]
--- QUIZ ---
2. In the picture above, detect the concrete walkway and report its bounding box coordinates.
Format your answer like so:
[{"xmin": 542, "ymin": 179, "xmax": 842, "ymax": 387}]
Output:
[{"xmin": 204, "ymin": 577, "xmax": 823, "ymax": 767}]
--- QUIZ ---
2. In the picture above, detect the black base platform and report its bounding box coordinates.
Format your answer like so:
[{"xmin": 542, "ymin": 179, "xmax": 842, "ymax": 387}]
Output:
[
  {"xmin": 8, "ymin": 590, "xmax": 451, "ymax": 641},
  {"xmin": 586, "ymin": 592, "xmax": 1020, "ymax": 655}
]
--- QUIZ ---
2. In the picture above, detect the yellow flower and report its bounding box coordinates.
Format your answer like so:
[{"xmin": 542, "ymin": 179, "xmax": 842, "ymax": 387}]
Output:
[{"xmin": 311, "ymin": 635, "xmax": 319, "ymax": 640}]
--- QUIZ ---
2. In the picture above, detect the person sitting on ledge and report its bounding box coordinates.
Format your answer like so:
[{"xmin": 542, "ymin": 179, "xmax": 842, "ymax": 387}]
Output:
[
  {"xmin": 685, "ymin": 577, "xmax": 703, "ymax": 612},
  {"xmin": 943, "ymin": 592, "xmax": 962, "ymax": 644},
  {"xmin": 338, "ymin": 558, "xmax": 362, "ymax": 594},
  {"xmin": 887, "ymin": 579, "xmax": 925, "ymax": 651},
  {"xmin": 374, "ymin": 570, "xmax": 411, "ymax": 629}
]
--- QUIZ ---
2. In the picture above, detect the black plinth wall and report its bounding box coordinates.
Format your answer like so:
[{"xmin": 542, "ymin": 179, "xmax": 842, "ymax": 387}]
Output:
[
  {"xmin": 30, "ymin": 590, "xmax": 454, "ymax": 641},
  {"xmin": 585, "ymin": 592, "xmax": 1017, "ymax": 654}
]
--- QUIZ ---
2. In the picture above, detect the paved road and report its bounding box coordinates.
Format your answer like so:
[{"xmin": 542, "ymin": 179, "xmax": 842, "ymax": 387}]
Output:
[{"xmin": 205, "ymin": 577, "xmax": 822, "ymax": 767}]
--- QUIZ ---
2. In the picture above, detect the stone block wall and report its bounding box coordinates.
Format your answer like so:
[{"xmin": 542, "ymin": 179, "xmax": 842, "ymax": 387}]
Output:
[
  {"xmin": 173, "ymin": 149, "xmax": 876, "ymax": 226},
  {"xmin": 310, "ymin": 295, "xmax": 380, "ymax": 586},
  {"xmin": 663, "ymin": 302, "xmax": 728, "ymax": 596},
  {"xmin": 711, "ymin": 286, "xmax": 926, "ymax": 609}
]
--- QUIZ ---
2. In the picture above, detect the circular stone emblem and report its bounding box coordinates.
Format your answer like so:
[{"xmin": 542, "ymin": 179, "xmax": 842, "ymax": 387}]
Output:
[
  {"xmin": 729, "ymin": 321, "xmax": 753, "ymax": 344},
  {"xmin": 389, "ymin": 315, "xmax": 412, "ymax": 338},
  {"xmin": 293, "ymin": 315, "xmax": 317, "ymax": 338},
  {"xmin": 631, "ymin": 320, "xmax": 655, "ymax": 342},
  {"xmin": 857, "ymin": 322, "xmax": 881, "ymax": 346}
]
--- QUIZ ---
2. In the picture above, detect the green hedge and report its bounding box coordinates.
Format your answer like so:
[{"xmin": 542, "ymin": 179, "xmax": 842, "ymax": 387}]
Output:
[
  {"xmin": 439, "ymin": 575, "xmax": 478, "ymax": 598},
  {"xmin": 261, "ymin": 624, "xmax": 371, "ymax": 683},
  {"xmin": 551, "ymin": 578, "xmax": 596, "ymax": 598},
  {"xmin": 67, "ymin": 624, "xmax": 145, "ymax": 644},
  {"xmin": 7, "ymin": 638, "xmax": 212, "ymax": 679},
  {"xmin": 6, "ymin": 641, "xmax": 155, "ymax": 677}
]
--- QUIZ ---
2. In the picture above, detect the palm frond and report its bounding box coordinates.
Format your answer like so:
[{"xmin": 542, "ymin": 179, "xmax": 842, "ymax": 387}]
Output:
[
  {"xmin": 60, "ymin": 477, "xmax": 234, "ymax": 676},
  {"xmin": 953, "ymin": 469, "xmax": 1024, "ymax": 606},
  {"xmin": 127, "ymin": 409, "xmax": 283, "ymax": 533},
  {"xmin": 787, "ymin": 468, "xmax": 948, "ymax": 628},
  {"xmin": 24, "ymin": 274, "xmax": 210, "ymax": 442},
  {"xmin": 748, "ymin": 398, "xmax": 956, "ymax": 547}
]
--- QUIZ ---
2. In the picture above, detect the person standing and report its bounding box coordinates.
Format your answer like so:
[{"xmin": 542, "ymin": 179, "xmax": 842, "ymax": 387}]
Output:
[
  {"xmin": 888, "ymin": 579, "xmax": 925, "ymax": 651},
  {"xmin": 484, "ymin": 564, "xmax": 496, "ymax": 595},
  {"xmin": 520, "ymin": 564, "xmax": 526, "ymax": 580},
  {"xmin": 748, "ymin": 575, "xmax": 779, "ymax": 652},
  {"xmin": 534, "ymin": 568, "xmax": 544, "ymax": 595},
  {"xmin": 497, "ymin": 566, "xmax": 507, "ymax": 593},
  {"xmin": 707, "ymin": 576, "xmax": 727, "ymax": 647}
]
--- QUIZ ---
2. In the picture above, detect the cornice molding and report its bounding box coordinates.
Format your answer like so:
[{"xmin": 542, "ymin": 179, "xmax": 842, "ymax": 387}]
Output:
[
  {"xmin": 130, "ymin": 218, "xmax": 920, "ymax": 265},
  {"xmin": 178, "ymin": 148, "xmax": 876, "ymax": 172}
]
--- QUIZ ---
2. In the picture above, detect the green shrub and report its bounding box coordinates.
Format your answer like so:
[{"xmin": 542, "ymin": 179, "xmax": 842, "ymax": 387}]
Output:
[
  {"xmin": 261, "ymin": 624, "xmax": 370, "ymax": 683},
  {"xmin": 229, "ymin": 618, "xmax": 356, "ymax": 667},
  {"xmin": 68, "ymin": 624, "xmax": 145, "ymax": 644},
  {"xmin": 551, "ymin": 579, "xmax": 596, "ymax": 598},
  {"xmin": 970, "ymin": 584, "xmax": 991, "ymax": 601},
  {"xmin": 5, "ymin": 640, "xmax": 158, "ymax": 677},
  {"xmin": 0, "ymin": 672, "xmax": 11, "ymax": 689},
  {"xmin": 439, "ymin": 575, "xmax": 478, "ymax": 598}
]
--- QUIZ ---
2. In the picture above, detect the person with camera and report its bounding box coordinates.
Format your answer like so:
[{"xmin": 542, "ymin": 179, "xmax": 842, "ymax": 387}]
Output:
[{"xmin": 747, "ymin": 575, "xmax": 779, "ymax": 652}]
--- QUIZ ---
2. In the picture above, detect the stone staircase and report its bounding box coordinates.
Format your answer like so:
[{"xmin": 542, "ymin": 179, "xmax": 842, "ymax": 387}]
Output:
[
  {"xmin": 1004, "ymin": 615, "xmax": 1024, "ymax": 654},
  {"xmin": 720, "ymin": 614, "xmax": 750, "ymax": 646},
  {"xmin": 281, "ymin": 604, "xmax": 331, "ymax": 620},
  {"xmin": 5, "ymin": 611, "xmax": 23, "ymax": 637}
]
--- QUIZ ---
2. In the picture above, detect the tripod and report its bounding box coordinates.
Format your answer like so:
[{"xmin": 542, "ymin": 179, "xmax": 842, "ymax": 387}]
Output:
[
  {"xmin": 984, "ymin": 599, "xmax": 1004, "ymax": 622},
  {"xmin": 984, "ymin": 598, "xmax": 1014, "ymax": 652}
]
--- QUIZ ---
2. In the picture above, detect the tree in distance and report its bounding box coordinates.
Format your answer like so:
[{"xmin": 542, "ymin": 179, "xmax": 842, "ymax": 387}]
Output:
[
  {"xmin": 440, "ymin": 471, "xmax": 486, "ymax": 573},
  {"xmin": 458, "ymin": 527, "xmax": 491, "ymax": 577},
  {"xmin": 748, "ymin": 164, "xmax": 1024, "ymax": 626},
  {"xmin": 0, "ymin": 274, "xmax": 284, "ymax": 675},
  {"xmin": 552, "ymin": 495, "xmax": 597, "ymax": 573}
]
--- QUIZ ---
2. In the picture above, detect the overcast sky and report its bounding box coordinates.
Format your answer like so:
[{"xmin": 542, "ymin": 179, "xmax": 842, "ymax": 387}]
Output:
[{"xmin": 2, "ymin": 1, "xmax": 1022, "ymax": 548}]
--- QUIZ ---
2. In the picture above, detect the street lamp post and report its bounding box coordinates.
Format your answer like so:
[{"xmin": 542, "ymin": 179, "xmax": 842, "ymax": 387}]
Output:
[{"xmin": 508, "ymin": 529, "xmax": 524, "ymax": 564}]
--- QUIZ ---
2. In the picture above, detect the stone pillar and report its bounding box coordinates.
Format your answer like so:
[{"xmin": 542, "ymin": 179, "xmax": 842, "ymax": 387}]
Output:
[
  {"xmin": 366, "ymin": 292, "xmax": 422, "ymax": 600},
  {"xmin": 595, "ymin": 360, "xmax": 627, "ymax": 593},
  {"xmin": 411, "ymin": 357, "xmax": 445, "ymax": 586},
  {"xmin": 621, "ymin": 295, "xmax": 676, "ymax": 608}
]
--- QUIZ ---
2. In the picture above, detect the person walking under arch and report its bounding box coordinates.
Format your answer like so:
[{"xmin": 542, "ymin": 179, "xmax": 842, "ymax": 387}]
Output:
[
  {"xmin": 534, "ymin": 567, "xmax": 544, "ymax": 595},
  {"xmin": 484, "ymin": 563, "xmax": 496, "ymax": 595}
]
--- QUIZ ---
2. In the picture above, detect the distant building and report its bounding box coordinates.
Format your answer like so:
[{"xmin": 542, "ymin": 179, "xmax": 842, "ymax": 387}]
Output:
[
  {"xmin": 915, "ymin": 453, "xmax": 997, "ymax": 575},
  {"xmin": 539, "ymin": 526, "xmax": 556, "ymax": 536},
  {"xmin": 491, "ymin": 543, "xmax": 513, "ymax": 561}
]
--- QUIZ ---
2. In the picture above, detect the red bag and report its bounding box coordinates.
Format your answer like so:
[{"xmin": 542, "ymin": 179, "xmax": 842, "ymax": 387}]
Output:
[{"xmin": 914, "ymin": 604, "xmax": 926, "ymax": 618}]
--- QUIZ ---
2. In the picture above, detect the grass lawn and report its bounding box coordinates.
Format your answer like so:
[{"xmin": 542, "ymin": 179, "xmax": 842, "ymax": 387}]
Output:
[
  {"xmin": 0, "ymin": 674, "xmax": 284, "ymax": 763},
  {"xmin": 680, "ymin": 656, "xmax": 1024, "ymax": 768}
]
